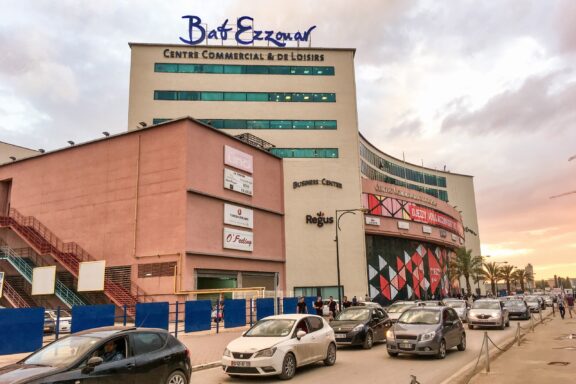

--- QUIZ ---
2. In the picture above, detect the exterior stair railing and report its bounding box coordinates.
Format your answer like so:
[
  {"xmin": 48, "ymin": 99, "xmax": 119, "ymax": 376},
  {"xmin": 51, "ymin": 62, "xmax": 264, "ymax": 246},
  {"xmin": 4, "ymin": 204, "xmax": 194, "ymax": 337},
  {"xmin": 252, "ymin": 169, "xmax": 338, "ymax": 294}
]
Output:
[
  {"xmin": 1, "ymin": 279, "xmax": 30, "ymax": 308},
  {"xmin": 0, "ymin": 245, "xmax": 86, "ymax": 308}
]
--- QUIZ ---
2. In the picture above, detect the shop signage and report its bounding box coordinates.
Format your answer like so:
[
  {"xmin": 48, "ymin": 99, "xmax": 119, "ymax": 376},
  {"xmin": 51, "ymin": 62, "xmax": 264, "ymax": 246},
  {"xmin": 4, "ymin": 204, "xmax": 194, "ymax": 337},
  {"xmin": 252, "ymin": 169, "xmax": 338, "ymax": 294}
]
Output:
[
  {"xmin": 224, "ymin": 228, "xmax": 253, "ymax": 251},
  {"xmin": 305, "ymin": 211, "xmax": 334, "ymax": 227},
  {"xmin": 365, "ymin": 216, "xmax": 381, "ymax": 226},
  {"xmin": 440, "ymin": 229, "xmax": 447, "ymax": 238},
  {"xmin": 451, "ymin": 234, "xmax": 458, "ymax": 241},
  {"xmin": 293, "ymin": 178, "xmax": 342, "ymax": 189},
  {"xmin": 180, "ymin": 16, "xmax": 317, "ymax": 48},
  {"xmin": 224, "ymin": 168, "xmax": 253, "ymax": 196},
  {"xmin": 225, "ymin": 145, "xmax": 253, "ymax": 174},
  {"xmin": 422, "ymin": 225, "xmax": 432, "ymax": 234},
  {"xmin": 398, "ymin": 221, "xmax": 410, "ymax": 230},
  {"xmin": 408, "ymin": 205, "xmax": 460, "ymax": 234},
  {"xmin": 375, "ymin": 184, "xmax": 438, "ymax": 207},
  {"xmin": 224, "ymin": 203, "xmax": 253, "ymax": 229}
]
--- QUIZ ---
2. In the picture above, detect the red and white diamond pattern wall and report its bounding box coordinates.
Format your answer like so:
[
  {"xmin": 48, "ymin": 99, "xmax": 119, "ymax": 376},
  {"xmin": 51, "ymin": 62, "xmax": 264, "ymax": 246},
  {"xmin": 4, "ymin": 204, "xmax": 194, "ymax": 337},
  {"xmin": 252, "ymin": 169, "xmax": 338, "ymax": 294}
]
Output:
[{"xmin": 366, "ymin": 236, "xmax": 453, "ymax": 305}]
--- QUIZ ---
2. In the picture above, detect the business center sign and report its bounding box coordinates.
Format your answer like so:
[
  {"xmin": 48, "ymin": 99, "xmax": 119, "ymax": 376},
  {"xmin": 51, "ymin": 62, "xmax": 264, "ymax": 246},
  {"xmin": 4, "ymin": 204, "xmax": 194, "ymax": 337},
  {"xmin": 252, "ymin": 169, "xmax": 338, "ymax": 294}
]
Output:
[{"xmin": 180, "ymin": 16, "xmax": 316, "ymax": 47}]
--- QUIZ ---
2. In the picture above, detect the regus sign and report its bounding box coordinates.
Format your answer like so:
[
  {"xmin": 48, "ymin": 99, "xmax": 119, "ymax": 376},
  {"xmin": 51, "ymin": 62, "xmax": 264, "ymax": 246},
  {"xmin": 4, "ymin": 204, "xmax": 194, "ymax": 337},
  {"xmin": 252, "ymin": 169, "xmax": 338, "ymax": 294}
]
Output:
[{"xmin": 180, "ymin": 16, "xmax": 317, "ymax": 47}]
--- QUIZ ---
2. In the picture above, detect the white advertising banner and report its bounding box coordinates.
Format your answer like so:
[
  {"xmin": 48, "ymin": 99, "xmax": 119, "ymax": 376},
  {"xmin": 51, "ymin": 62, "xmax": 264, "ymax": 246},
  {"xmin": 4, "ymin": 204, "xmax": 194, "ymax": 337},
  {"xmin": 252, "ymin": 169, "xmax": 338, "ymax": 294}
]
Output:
[
  {"xmin": 78, "ymin": 260, "xmax": 106, "ymax": 292},
  {"xmin": 223, "ymin": 228, "xmax": 254, "ymax": 252},
  {"xmin": 422, "ymin": 225, "xmax": 432, "ymax": 234},
  {"xmin": 224, "ymin": 204, "xmax": 254, "ymax": 229},
  {"xmin": 224, "ymin": 168, "xmax": 253, "ymax": 196},
  {"xmin": 0, "ymin": 271, "xmax": 4, "ymax": 299},
  {"xmin": 365, "ymin": 216, "xmax": 381, "ymax": 226},
  {"xmin": 397, "ymin": 221, "xmax": 410, "ymax": 230},
  {"xmin": 32, "ymin": 266, "xmax": 56, "ymax": 295},
  {"xmin": 224, "ymin": 145, "xmax": 253, "ymax": 174}
]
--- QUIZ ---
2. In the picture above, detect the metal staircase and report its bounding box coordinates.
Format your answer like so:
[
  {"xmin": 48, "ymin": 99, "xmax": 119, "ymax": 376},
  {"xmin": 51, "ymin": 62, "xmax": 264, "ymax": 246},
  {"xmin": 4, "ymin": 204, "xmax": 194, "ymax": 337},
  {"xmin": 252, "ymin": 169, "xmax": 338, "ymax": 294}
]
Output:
[
  {"xmin": 0, "ymin": 245, "xmax": 86, "ymax": 308},
  {"xmin": 1, "ymin": 279, "xmax": 31, "ymax": 308},
  {"xmin": 0, "ymin": 208, "xmax": 150, "ymax": 315}
]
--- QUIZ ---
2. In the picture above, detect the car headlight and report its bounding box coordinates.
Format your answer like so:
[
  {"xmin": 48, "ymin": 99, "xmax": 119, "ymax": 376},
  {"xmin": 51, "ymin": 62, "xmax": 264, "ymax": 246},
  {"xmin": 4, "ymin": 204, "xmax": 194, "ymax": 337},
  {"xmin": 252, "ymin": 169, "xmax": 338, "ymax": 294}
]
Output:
[
  {"xmin": 223, "ymin": 348, "xmax": 231, "ymax": 357},
  {"xmin": 420, "ymin": 331, "xmax": 436, "ymax": 342},
  {"xmin": 491, "ymin": 312, "xmax": 500, "ymax": 318},
  {"xmin": 352, "ymin": 324, "xmax": 364, "ymax": 332},
  {"xmin": 254, "ymin": 347, "xmax": 276, "ymax": 358},
  {"xmin": 386, "ymin": 330, "xmax": 395, "ymax": 341}
]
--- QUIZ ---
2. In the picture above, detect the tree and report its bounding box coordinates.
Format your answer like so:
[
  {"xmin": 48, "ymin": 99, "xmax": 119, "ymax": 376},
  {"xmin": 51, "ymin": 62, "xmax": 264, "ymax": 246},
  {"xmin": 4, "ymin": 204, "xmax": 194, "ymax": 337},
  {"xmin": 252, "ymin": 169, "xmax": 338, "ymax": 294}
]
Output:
[
  {"xmin": 482, "ymin": 262, "xmax": 502, "ymax": 296},
  {"xmin": 566, "ymin": 277, "xmax": 572, "ymax": 289},
  {"xmin": 512, "ymin": 269, "xmax": 527, "ymax": 291},
  {"xmin": 450, "ymin": 248, "xmax": 484, "ymax": 295},
  {"xmin": 554, "ymin": 275, "xmax": 558, "ymax": 288},
  {"xmin": 535, "ymin": 279, "xmax": 549, "ymax": 290},
  {"xmin": 500, "ymin": 265, "xmax": 516, "ymax": 294}
]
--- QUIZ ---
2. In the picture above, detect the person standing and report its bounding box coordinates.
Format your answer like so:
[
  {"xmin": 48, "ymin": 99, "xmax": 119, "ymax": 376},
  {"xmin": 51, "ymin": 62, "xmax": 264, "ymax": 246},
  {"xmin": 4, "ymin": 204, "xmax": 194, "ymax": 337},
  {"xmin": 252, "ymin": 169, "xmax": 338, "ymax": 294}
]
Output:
[
  {"xmin": 296, "ymin": 296, "xmax": 308, "ymax": 314},
  {"xmin": 327, "ymin": 296, "xmax": 338, "ymax": 318},
  {"xmin": 364, "ymin": 294, "xmax": 371, "ymax": 302},
  {"xmin": 559, "ymin": 296, "xmax": 566, "ymax": 319},
  {"xmin": 314, "ymin": 296, "xmax": 324, "ymax": 316},
  {"xmin": 352, "ymin": 296, "xmax": 358, "ymax": 306},
  {"xmin": 342, "ymin": 296, "xmax": 352, "ymax": 309},
  {"xmin": 565, "ymin": 295, "xmax": 575, "ymax": 318}
]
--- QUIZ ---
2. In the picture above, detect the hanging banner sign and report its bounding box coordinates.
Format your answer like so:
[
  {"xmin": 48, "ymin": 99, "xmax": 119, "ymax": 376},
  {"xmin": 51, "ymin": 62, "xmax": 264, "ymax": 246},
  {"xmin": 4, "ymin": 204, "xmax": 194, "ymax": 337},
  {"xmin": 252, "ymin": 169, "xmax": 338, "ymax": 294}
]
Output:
[
  {"xmin": 225, "ymin": 146, "xmax": 253, "ymax": 174},
  {"xmin": 224, "ymin": 204, "xmax": 254, "ymax": 229},
  {"xmin": 0, "ymin": 271, "xmax": 4, "ymax": 299},
  {"xmin": 180, "ymin": 16, "xmax": 317, "ymax": 48},
  {"xmin": 224, "ymin": 168, "xmax": 253, "ymax": 196},
  {"xmin": 224, "ymin": 228, "xmax": 254, "ymax": 252}
]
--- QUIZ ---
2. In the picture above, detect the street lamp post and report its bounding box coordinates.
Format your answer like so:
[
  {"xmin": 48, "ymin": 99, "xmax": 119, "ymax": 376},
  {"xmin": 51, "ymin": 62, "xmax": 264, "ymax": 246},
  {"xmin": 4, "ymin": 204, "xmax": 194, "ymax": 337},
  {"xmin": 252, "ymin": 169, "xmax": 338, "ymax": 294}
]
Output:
[{"xmin": 335, "ymin": 208, "xmax": 366, "ymax": 310}]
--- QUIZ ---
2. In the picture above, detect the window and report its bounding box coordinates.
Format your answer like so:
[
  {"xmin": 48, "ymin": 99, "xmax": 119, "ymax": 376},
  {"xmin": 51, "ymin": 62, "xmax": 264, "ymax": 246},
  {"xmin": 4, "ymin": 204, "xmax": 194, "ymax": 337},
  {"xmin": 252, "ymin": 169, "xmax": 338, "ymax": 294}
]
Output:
[
  {"xmin": 152, "ymin": 118, "xmax": 171, "ymax": 125},
  {"xmin": 202, "ymin": 64, "xmax": 223, "ymax": 73},
  {"xmin": 132, "ymin": 333, "xmax": 166, "ymax": 355},
  {"xmin": 199, "ymin": 119, "xmax": 337, "ymax": 130},
  {"xmin": 178, "ymin": 91, "xmax": 200, "ymax": 101},
  {"xmin": 154, "ymin": 63, "xmax": 178, "ymax": 73},
  {"xmin": 270, "ymin": 148, "xmax": 339, "ymax": 158},
  {"xmin": 154, "ymin": 63, "xmax": 335, "ymax": 76},
  {"xmin": 224, "ymin": 92, "xmax": 247, "ymax": 101},
  {"xmin": 154, "ymin": 91, "xmax": 336, "ymax": 103},
  {"xmin": 201, "ymin": 92, "xmax": 224, "ymax": 101},
  {"xmin": 223, "ymin": 65, "xmax": 244, "ymax": 74},
  {"xmin": 138, "ymin": 262, "xmax": 176, "ymax": 278},
  {"xmin": 245, "ymin": 65, "xmax": 269, "ymax": 74},
  {"xmin": 307, "ymin": 316, "xmax": 324, "ymax": 332},
  {"xmin": 154, "ymin": 91, "xmax": 177, "ymax": 100},
  {"xmin": 246, "ymin": 93, "xmax": 269, "ymax": 102}
]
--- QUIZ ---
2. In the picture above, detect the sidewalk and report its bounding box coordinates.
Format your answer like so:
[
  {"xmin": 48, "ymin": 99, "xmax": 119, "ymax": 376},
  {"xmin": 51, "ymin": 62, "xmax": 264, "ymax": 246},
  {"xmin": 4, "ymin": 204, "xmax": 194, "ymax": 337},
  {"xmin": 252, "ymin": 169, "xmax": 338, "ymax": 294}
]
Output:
[{"xmin": 469, "ymin": 314, "xmax": 576, "ymax": 383}]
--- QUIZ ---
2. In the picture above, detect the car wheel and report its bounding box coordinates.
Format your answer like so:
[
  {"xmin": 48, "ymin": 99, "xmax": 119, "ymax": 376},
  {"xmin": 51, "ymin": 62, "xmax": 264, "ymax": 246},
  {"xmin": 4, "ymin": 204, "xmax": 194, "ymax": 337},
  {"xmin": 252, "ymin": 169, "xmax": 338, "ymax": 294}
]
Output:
[
  {"xmin": 457, "ymin": 334, "xmax": 466, "ymax": 351},
  {"xmin": 436, "ymin": 339, "xmax": 447, "ymax": 359},
  {"xmin": 387, "ymin": 350, "xmax": 399, "ymax": 358},
  {"xmin": 363, "ymin": 331, "xmax": 374, "ymax": 349},
  {"xmin": 279, "ymin": 353, "xmax": 296, "ymax": 380},
  {"xmin": 324, "ymin": 343, "xmax": 337, "ymax": 366},
  {"xmin": 468, "ymin": 324, "xmax": 474, "ymax": 330},
  {"xmin": 166, "ymin": 370, "xmax": 187, "ymax": 384}
]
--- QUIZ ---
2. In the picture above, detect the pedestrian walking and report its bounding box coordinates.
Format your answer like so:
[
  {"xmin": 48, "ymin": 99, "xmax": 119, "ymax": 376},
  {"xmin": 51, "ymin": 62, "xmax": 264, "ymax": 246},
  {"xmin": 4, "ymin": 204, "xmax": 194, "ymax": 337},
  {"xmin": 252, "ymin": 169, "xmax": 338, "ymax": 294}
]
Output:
[
  {"xmin": 352, "ymin": 296, "xmax": 358, "ymax": 306},
  {"xmin": 327, "ymin": 296, "xmax": 338, "ymax": 318},
  {"xmin": 313, "ymin": 296, "xmax": 324, "ymax": 316},
  {"xmin": 565, "ymin": 295, "xmax": 575, "ymax": 318},
  {"xmin": 342, "ymin": 295, "xmax": 352, "ymax": 309},
  {"xmin": 296, "ymin": 296, "xmax": 308, "ymax": 314},
  {"xmin": 559, "ymin": 299, "xmax": 565, "ymax": 319}
]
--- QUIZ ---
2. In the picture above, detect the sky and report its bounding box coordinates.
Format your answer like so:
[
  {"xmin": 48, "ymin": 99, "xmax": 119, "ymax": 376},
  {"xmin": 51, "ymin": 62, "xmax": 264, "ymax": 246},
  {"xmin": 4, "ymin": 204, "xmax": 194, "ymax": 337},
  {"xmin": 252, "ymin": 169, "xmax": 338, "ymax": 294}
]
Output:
[{"xmin": 1, "ymin": 0, "xmax": 575, "ymax": 281}]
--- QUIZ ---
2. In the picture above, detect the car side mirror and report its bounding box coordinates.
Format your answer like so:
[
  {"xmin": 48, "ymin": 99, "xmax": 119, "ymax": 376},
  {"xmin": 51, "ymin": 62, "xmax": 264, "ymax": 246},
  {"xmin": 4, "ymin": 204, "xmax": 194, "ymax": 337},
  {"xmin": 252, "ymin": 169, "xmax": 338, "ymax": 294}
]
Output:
[
  {"xmin": 296, "ymin": 330, "xmax": 306, "ymax": 340},
  {"xmin": 82, "ymin": 356, "xmax": 103, "ymax": 374}
]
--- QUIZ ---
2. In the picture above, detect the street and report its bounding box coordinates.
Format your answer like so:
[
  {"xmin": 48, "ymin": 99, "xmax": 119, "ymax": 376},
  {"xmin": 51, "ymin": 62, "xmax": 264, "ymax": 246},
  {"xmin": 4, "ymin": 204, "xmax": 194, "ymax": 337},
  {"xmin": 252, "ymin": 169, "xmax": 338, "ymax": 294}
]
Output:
[{"xmin": 193, "ymin": 314, "xmax": 549, "ymax": 384}]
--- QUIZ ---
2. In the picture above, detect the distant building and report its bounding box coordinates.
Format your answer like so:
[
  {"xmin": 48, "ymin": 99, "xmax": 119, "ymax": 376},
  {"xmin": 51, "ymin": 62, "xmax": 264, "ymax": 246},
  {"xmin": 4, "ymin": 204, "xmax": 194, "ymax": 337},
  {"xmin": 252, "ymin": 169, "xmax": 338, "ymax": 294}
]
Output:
[{"xmin": 0, "ymin": 141, "xmax": 39, "ymax": 164}]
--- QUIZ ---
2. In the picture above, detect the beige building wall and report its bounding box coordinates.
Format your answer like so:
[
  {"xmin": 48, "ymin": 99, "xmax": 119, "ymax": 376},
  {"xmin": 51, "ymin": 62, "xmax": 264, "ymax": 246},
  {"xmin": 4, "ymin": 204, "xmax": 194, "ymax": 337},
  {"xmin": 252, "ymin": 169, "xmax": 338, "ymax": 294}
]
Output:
[
  {"xmin": 0, "ymin": 142, "xmax": 39, "ymax": 164},
  {"xmin": 128, "ymin": 44, "xmax": 368, "ymax": 297}
]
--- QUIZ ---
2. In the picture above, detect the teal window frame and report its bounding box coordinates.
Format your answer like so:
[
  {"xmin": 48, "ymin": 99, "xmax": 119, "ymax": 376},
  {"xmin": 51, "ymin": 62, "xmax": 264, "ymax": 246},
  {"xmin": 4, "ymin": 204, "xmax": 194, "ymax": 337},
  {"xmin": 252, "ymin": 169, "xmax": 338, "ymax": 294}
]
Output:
[
  {"xmin": 270, "ymin": 148, "xmax": 339, "ymax": 158},
  {"xmin": 154, "ymin": 63, "xmax": 335, "ymax": 76}
]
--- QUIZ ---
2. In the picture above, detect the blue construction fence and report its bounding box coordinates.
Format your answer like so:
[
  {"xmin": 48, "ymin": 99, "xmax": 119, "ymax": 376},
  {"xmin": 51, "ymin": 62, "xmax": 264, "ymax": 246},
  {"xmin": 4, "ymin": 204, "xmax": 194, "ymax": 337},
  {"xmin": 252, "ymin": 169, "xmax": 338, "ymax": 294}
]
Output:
[{"xmin": 0, "ymin": 296, "xmax": 317, "ymax": 356}]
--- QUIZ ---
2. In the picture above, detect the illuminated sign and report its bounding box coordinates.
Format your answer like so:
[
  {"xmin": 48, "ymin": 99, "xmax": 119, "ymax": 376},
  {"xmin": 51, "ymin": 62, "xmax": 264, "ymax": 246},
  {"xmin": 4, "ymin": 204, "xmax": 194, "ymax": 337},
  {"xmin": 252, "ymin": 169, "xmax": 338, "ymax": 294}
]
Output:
[{"xmin": 180, "ymin": 16, "xmax": 317, "ymax": 48}]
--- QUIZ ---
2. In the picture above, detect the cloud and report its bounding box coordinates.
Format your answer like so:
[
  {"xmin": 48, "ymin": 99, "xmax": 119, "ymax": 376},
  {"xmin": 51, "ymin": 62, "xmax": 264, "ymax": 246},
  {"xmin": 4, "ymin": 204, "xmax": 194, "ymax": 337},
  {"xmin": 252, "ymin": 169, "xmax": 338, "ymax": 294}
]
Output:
[{"xmin": 441, "ymin": 70, "xmax": 576, "ymax": 135}]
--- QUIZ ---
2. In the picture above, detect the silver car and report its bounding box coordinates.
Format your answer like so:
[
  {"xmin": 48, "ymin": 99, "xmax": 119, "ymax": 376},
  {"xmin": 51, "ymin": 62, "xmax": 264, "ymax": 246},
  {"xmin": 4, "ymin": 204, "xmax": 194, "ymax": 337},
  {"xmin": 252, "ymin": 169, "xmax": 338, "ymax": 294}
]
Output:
[
  {"xmin": 467, "ymin": 299, "xmax": 510, "ymax": 330},
  {"xmin": 386, "ymin": 307, "xmax": 466, "ymax": 359},
  {"xmin": 444, "ymin": 299, "xmax": 468, "ymax": 322},
  {"xmin": 385, "ymin": 301, "xmax": 417, "ymax": 323},
  {"xmin": 524, "ymin": 296, "xmax": 541, "ymax": 313}
]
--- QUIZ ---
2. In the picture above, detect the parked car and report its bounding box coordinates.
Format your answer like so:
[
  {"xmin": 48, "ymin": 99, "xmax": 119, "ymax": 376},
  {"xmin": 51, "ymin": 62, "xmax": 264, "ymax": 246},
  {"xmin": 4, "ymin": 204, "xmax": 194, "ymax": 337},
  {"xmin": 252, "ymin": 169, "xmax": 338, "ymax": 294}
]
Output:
[
  {"xmin": 467, "ymin": 299, "xmax": 510, "ymax": 330},
  {"xmin": 0, "ymin": 326, "xmax": 191, "ymax": 384},
  {"xmin": 43, "ymin": 311, "xmax": 55, "ymax": 334},
  {"xmin": 222, "ymin": 314, "xmax": 336, "ymax": 380},
  {"xmin": 45, "ymin": 309, "xmax": 73, "ymax": 334},
  {"xmin": 417, "ymin": 300, "xmax": 443, "ymax": 307},
  {"xmin": 503, "ymin": 300, "xmax": 530, "ymax": 320},
  {"xmin": 356, "ymin": 301, "xmax": 383, "ymax": 309},
  {"xmin": 330, "ymin": 306, "xmax": 391, "ymax": 349},
  {"xmin": 524, "ymin": 296, "xmax": 542, "ymax": 313},
  {"xmin": 443, "ymin": 299, "xmax": 468, "ymax": 322},
  {"xmin": 385, "ymin": 301, "xmax": 418, "ymax": 323},
  {"xmin": 386, "ymin": 307, "xmax": 466, "ymax": 359},
  {"xmin": 543, "ymin": 295, "xmax": 553, "ymax": 307}
]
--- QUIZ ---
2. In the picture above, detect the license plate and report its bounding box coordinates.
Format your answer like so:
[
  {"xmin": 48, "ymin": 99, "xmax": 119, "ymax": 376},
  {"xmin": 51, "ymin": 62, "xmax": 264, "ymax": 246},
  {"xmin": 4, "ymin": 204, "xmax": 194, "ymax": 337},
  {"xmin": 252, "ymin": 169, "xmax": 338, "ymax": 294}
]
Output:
[
  {"xmin": 335, "ymin": 334, "xmax": 347, "ymax": 339},
  {"xmin": 231, "ymin": 361, "xmax": 251, "ymax": 367},
  {"xmin": 399, "ymin": 343, "xmax": 413, "ymax": 349}
]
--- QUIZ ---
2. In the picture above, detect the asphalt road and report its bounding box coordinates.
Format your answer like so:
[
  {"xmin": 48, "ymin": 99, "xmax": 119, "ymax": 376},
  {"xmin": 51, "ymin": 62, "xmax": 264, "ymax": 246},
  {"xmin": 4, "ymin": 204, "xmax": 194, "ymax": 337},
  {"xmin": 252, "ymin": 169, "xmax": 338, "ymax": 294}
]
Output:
[{"xmin": 193, "ymin": 310, "xmax": 551, "ymax": 384}]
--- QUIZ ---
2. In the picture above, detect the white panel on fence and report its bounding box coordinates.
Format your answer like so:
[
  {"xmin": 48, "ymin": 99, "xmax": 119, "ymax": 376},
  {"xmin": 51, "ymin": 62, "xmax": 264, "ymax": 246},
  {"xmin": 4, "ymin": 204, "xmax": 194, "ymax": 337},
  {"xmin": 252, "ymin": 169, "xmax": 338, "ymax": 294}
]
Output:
[
  {"xmin": 78, "ymin": 260, "xmax": 106, "ymax": 292},
  {"xmin": 32, "ymin": 266, "xmax": 56, "ymax": 295},
  {"xmin": 0, "ymin": 271, "xmax": 4, "ymax": 298}
]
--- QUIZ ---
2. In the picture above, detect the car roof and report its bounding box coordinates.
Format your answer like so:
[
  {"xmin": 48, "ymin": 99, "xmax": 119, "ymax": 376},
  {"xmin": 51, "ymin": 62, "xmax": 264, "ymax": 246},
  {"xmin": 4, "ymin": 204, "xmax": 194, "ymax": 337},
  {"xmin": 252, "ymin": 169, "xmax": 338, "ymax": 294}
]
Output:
[
  {"xmin": 261, "ymin": 314, "xmax": 322, "ymax": 321},
  {"xmin": 406, "ymin": 306, "xmax": 445, "ymax": 312},
  {"xmin": 73, "ymin": 326, "xmax": 168, "ymax": 338}
]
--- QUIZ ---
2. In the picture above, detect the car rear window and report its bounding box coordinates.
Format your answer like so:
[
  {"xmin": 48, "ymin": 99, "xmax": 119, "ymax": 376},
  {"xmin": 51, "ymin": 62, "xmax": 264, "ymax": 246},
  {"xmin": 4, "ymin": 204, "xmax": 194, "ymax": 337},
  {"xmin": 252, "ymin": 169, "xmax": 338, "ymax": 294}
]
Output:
[
  {"xmin": 307, "ymin": 316, "xmax": 324, "ymax": 332},
  {"xmin": 133, "ymin": 332, "xmax": 166, "ymax": 355}
]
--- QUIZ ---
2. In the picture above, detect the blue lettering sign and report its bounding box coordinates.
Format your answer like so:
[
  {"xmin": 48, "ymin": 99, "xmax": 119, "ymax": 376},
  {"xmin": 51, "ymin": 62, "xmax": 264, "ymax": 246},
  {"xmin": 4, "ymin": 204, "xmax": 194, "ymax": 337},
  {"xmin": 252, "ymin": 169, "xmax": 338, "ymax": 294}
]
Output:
[{"xmin": 180, "ymin": 16, "xmax": 316, "ymax": 47}]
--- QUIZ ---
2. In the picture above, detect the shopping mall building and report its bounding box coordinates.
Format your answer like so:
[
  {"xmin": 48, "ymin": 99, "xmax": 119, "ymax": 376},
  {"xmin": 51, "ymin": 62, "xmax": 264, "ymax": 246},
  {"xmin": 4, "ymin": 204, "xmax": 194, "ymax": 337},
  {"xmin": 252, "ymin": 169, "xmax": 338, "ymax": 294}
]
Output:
[{"xmin": 0, "ymin": 42, "xmax": 481, "ymax": 309}]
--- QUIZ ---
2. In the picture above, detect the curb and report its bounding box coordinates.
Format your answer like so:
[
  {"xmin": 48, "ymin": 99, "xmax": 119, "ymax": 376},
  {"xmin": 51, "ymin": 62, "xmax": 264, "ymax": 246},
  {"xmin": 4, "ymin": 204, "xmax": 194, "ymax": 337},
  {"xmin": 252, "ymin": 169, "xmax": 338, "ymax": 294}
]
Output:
[
  {"xmin": 439, "ymin": 310, "xmax": 553, "ymax": 384},
  {"xmin": 192, "ymin": 361, "xmax": 221, "ymax": 372}
]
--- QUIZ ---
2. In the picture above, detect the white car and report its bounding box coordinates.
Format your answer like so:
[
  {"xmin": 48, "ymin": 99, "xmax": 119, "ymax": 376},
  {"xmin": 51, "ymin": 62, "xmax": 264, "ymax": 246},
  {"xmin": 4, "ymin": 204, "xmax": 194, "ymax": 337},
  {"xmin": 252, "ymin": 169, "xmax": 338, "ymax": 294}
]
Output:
[
  {"xmin": 222, "ymin": 314, "xmax": 336, "ymax": 380},
  {"xmin": 46, "ymin": 309, "xmax": 73, "ymax": 334}
]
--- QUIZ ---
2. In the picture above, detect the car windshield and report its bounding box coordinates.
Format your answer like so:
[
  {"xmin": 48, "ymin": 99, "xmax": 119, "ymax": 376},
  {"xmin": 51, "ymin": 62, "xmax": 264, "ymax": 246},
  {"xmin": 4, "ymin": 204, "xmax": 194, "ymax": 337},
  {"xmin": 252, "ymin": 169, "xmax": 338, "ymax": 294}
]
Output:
[
  {"xmin": 335, "ymin": 309, "xmax": 370, "ymax": 321},
  {"xmin": 398, "ymin": 310, "xmax": 440, "ymax": 325},
  {"xmin": 244, "ymin": 319, "xmax": 295, "ymax": 337},
  {"xmin": 445, "ymin": 301, "xmax": 465, "ymax": 309},
  {"xmin": 504, "ymin": 301, "xmax": 526, "ymax": 308},
  {"xmin": 471, "ymin": 301, "xmax": 501, "ymax": 310},
  {"xmin": 24, "ymin": 336, "xmax": 100, "ymax": 367},
  {"xmin": 386, "ymin": 303, "xmax": 414, "ymax": 313}
]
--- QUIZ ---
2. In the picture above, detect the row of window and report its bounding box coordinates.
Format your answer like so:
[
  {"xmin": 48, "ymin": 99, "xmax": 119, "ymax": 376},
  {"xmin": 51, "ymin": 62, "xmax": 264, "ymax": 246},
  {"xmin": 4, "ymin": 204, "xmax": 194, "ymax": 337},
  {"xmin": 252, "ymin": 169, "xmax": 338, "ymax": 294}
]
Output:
[
  {"xmin": 149, "ymin": 118, "xmax": 337, "ymax": 130},
  {"xmin": 155, "ymin": 63, "xmax": 335, "ymax": 76},
  {"xmin": 359, "ymin": 143, "xmax": 447, "ymax": 188},
  {"xmin": 270, "ymin": 148, "xmax": 339, "ymax": 158},
  {"xmin": 361, "ymin": 161, "xmax": 449, "ymax": 202},
  {"xmin": 154, "ymin": 91, "xmax": 336, "ymax": 103}
]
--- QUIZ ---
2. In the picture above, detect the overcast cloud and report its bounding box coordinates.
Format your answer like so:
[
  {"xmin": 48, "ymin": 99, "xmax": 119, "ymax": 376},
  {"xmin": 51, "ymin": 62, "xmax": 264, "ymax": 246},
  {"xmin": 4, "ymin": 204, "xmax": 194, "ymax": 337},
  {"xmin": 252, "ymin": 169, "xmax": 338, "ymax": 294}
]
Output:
[{"xmin": 1, "ymin": 0, "xmax": 575, "ymax": 279}]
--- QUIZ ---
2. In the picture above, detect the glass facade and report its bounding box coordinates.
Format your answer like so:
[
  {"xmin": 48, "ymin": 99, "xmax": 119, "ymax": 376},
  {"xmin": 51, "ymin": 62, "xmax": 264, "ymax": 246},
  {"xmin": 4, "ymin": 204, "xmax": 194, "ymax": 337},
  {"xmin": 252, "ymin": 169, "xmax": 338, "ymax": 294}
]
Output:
[
  {"xmin": 153, "ymin": 118, "xmax": 337, "ymax": 129},
  {"xmin": 155, "ymin": 63, "xmax": 335, "ymax": 76},
  {"xmin": 154, "ymin": 91, "xmax": 336, "ymax": 103},
  {"xmin": 270, "ymin": 148, "xmax": 339, "ymax": 158}
]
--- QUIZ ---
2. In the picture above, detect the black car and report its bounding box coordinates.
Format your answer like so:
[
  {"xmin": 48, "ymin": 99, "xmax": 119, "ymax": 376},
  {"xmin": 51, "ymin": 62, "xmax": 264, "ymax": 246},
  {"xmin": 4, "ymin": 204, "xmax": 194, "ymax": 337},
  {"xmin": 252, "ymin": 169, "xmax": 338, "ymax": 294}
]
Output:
[
  {"xmin": 0, "ymin": 326, "xmax": 191, "ymax": 384},
  {"xmin": 330, "ymin": 306, "xmax": 392, "ymax": 349},
  {"xmin": 503, "ymin": 300, "xmax": 530, "ymax": 320}
]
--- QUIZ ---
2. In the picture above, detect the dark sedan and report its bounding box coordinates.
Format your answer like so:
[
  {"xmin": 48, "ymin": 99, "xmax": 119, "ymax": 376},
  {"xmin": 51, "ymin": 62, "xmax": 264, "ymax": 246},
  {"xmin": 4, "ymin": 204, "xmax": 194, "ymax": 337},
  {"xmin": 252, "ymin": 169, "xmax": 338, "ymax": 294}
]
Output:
[
  {"xmin": 330, "ymin": 306, "xmax": 391, "ymax": 349},
  {"xmin": 504, "ymin": 300, "xmax": 530, "ymax": 320},
  {"xmin": 0, "ymin": 327, "xmax": 191, "ymax": 384}
]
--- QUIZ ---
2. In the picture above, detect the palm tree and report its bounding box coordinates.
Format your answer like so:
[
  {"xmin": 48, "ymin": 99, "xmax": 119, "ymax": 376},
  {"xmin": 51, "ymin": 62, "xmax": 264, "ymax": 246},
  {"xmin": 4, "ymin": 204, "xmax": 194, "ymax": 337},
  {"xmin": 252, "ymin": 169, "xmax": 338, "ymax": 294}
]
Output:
[
  {"xmin": 513, "ymin": 269, "xmax": 527, "ymax": 291},
  {"xmin": 500, "ymin": 265, "xmax": 516, "ymax": 294},
  {"xmin": 482, "ymin": 262, "xmax": 502, "ymax": 296},
  {"xmin": 450, "ymin": 248, "xmax": 484, "ymax": 295}
]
